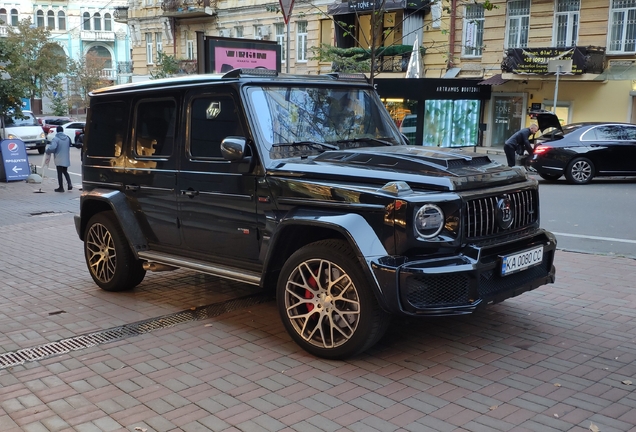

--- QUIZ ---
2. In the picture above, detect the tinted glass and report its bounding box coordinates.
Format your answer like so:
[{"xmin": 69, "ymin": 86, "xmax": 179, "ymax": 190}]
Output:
[
  {"xmin": 189, "ymin": 95, "xmax": 243, "ymax": 159},
  {"xmin": 591, "ymin": 125, "xmax": 635, "ymax": 141},
  {"xmin": 86, "ymin": 101, "xmax": 129, "ymax": 157},
  {"xmin": 134, "ymin": 99, "xmax": 176, "ymax": 157}
]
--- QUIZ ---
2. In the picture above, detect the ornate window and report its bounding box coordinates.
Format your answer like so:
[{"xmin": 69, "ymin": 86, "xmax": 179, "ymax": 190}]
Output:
[
  {"xmin": 0, "ymin": 9, "xmax": 7, "ymax": 25},
  {"xmin": 94, "ymin": 13, "xmax": 101, "ymax": 31},
  {"xmin": 10, "ymin": 9, "xmax": 18, "ymax": 25},
  {"xmin": 554, "ymin": 0, "xmax": 580, "ymax": 47},
  {"xmin": 296, "ymin": 21, "xmax": 308, "ymax": 62},
  {"xmin": 47, "ymin": 10, "xmax": 55, "ymax": 29},
  {"xmin": 83, "ymin": 12, "xmax": 91, "ymax": 30},
  {"xmin": 609, "ymin": 0, "xmax": 636, "ymax": 53},
  {"xmin": 505, "ymin": 0, "xmax": 530, "ymax": 49},
  {"xmin": 104, "ymin": 13, "xmax": 112, "ymax": 31},
  {"xmin": 36, "ymin": 10, "xmax": 44, "ymax": 28},
  {"xmin": 58, "ymin": 11, "xmax": 66, "ymax": 31},
  {"xmin": 463, "ymin": 4, "xmax": 484, "ymax": 56}
]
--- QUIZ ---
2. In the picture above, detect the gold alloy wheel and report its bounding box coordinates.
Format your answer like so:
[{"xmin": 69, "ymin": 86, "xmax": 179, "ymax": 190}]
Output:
[
  {"xmin": 283, "ymin": 258, "xmax": 361, "ymax": 349},
  {"xmin": 85, "ymin": 222, "xmax": 117, "ymax": 284}
]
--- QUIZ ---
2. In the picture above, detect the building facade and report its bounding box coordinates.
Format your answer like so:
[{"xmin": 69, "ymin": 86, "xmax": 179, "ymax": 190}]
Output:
[{"xmin": 0, "ymin": 0, "xmax": 132, "ymax": 113}]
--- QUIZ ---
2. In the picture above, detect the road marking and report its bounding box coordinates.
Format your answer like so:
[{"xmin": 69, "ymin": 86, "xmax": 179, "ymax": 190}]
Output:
[{"xmin": 552, "ymin": 232, "xmax": 636, "ymax": 245}]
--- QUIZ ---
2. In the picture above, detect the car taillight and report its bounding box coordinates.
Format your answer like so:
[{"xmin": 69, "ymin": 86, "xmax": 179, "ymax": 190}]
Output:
[{"xmin": 534, "ymin": 145, "xmax": 551, "ymax": 155}]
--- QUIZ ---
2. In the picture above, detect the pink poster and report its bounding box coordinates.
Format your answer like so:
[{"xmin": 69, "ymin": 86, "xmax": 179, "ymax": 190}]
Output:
[{"xmin": 214, "ymin": 46, "xmax": 278, "ymax": 72}]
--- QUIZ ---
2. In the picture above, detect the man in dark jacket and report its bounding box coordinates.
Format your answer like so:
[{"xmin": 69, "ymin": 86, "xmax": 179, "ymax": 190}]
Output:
[
  {"xmin": 46, "ymin": 126, "xmax": 72, "ymax": 192},
  {"xmin": 504, "ymin": 124, "xmax": 538, "ymax": 167}
]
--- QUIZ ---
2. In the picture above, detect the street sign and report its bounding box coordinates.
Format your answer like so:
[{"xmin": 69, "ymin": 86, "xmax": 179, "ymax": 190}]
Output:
[
  {"xmin": 0, "ymin": 139, "xmax": 31, "ymax": 182},
  {"xmin": 279, "ymin": 0, "xmax": 294, "ymax": 24}
]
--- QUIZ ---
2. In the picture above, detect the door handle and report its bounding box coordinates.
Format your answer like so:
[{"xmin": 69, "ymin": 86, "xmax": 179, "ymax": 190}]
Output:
[
  {"xmin": 125, "ymin": 184, "xmax": 140, "ymax": 191},
  {"xmin": 181, "ymin": 189, "xmax": 199, "ymax": 197}
]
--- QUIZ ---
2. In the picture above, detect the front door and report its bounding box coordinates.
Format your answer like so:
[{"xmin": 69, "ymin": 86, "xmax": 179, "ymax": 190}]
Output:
[{"xmin": 177, "ymin": 87, "xmax": 260, "ymax": 264}]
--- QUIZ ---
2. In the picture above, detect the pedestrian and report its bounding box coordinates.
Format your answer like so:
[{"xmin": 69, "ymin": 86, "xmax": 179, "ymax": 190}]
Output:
[
  {"xmin": 46, "ymin": 126, "xmax": 73, "ymax": 192},
  {"xmin": 504, "ymin": 123, "xmax": 538, "ymax": 167}
]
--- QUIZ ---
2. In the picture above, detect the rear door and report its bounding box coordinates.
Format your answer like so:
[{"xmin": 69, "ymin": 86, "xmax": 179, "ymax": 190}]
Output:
[
  {"xmin": 585, "ymin": 125, "xmax": 636, "ymax": 174},
  {"xmin": 177, "ymin": 86, "xmax": 260, "ymax": 264},
  {"xmin": 122, "ymin": 94, "xmax": 182, "ymax": 247}
]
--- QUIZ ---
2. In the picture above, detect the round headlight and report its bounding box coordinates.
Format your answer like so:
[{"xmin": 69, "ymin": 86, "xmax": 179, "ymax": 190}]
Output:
[{"xmin": 414, "ymin": 204, "xmax": 444, "ymax": 239}]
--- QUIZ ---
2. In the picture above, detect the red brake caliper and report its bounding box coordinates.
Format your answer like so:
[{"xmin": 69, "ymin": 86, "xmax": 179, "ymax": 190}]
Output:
[{"xmin": 305, "ymin": 271, "xmax": 318, "ymax": 312}]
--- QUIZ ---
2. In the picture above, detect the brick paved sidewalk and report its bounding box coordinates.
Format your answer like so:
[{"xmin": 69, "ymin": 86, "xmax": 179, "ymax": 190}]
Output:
[{"xmin": 1, "ymin": 180, "xmax": 636, "ymax": 432}]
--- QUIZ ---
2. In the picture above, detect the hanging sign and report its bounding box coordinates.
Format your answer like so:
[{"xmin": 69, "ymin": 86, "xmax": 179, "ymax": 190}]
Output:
[{"xmin": 279, "ymin": 0, "xmax": 295, "ymax": 24}]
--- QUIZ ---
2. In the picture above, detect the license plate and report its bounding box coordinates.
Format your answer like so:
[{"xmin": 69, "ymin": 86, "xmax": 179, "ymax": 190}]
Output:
[{"xmin": 501, "ymin": 246, "xmax": 543, "ymax": 276}]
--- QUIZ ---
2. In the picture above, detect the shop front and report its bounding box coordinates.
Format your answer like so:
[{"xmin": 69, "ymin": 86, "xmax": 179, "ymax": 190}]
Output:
[{"xmin": 374, "ymin": 78, "xmax": 491, "ymax": 148}]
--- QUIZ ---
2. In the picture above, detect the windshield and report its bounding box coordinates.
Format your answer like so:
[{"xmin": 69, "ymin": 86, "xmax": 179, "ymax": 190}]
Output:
[
  {"xmin": 247, "ymin": 85, "xmax": 403, "ymax": 156},
  {"xmin": 4, "ymin": 112, "xmax": 39, "ymax": 127}
]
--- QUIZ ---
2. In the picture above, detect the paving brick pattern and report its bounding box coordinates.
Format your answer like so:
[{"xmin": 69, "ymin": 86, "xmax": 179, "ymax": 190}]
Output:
[{"xmin": 1, "ymin": 179, "xmax": 636, "ymax": 432}]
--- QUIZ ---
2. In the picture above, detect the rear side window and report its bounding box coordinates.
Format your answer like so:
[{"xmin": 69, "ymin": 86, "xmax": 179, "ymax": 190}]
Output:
[
  {"xmin": 189, "ymin": 94, "xmax": 244, "ymax": 159},
  {"xmin": 86, "ymin": 101, "xmax": 129, "ymax": 157},
  {"xmin": 590, "ymin": 125, "xmax": 636, "ymax": 141},
  {"xmin": 134, "ymin": 99, "xmax": 177, "ymax": 157}
]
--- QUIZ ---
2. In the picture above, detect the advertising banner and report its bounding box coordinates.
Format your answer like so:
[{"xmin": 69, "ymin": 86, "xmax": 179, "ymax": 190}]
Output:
[
  {"xmin": 206, "ymin": 37, "xmax": 282, "ymax": 73},
  {"xmin": 0, "ymin": 139, "xmax": 30, "ymax": 182},
  {"xmin": 502, "ymin": 47, "xmax": 604, "ymax": 75}
]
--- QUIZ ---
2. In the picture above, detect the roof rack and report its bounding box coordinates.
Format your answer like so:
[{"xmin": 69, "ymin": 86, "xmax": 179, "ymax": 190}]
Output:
[
  {"xmin": 325, "ymin": 72, "xmax": 369, "ymax": 83},
  {"xmin": 222, "ymin": 68, "xmax": 279, "ymax": 78}
]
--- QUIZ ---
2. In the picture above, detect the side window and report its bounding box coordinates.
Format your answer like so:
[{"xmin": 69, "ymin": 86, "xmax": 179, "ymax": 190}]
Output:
[
  {"xmin": 594, "ymin": 125, "xmax": 631, "ymax": 141},
  {"xmin": 134, "ymin": 99, "xmax": 176, "ymax": 157},
  {"xmin": 86, "ymin": 101, "xmax": 129, "ymax": 158},
  {"xmin": 189, "ymin": 94, "xmax": 244, "ymax": 159}
]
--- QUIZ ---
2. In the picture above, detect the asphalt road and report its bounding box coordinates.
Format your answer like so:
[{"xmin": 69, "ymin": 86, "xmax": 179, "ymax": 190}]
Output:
[{"xmin": 28, "ymin": 148, "xmax": 636, "ymax": 259}]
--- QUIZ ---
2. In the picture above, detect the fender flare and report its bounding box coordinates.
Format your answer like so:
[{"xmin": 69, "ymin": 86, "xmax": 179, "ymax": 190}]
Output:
[
  {"xmin": 264, "ymin": 211, "xmax": 391, "ymax": 309},
  {"xmin": 79, "ymin": 189, "xmax": 148, "ymax": 258}
]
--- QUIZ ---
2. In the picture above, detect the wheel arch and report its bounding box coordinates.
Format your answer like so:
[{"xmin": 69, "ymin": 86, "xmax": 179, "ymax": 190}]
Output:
[
  {"xmin": 262, "ymin": 212, "xmax": 390, "ymax": 311},
  {"xmin": 78, "ymin": 189, "xmax": 148, "ymax": 257}
]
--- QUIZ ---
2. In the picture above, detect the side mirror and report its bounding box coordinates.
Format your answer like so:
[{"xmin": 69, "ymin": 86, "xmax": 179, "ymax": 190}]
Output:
[{"xmin": 221, "ymin": 136, "xmax": 248, "ymax": 161}]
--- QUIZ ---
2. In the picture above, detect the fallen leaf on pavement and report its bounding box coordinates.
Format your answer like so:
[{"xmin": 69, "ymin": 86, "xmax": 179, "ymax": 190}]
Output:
[{"xmin": 590, "ymin": 422, "xmax": 600, "ymax": 432}]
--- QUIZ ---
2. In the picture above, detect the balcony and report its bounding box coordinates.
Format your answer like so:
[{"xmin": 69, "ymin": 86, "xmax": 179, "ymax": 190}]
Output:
[
  {"xmin": 161, "ymin": 0, "xmax": 215, "ymax": 18},
  {"xmin": 113, "ymin": 6, "xmax": 129, "ymax": 23},
  {"xmin": 100, "ymin": 68, "xmax": 116, "ymax": 80},
  {"xmin": 117, "ymin": 61, "xmax": 133, "ymax": 75},
  {"xmin": 80, "ymin": 30, "xmax": 116, "ymax": 41}
]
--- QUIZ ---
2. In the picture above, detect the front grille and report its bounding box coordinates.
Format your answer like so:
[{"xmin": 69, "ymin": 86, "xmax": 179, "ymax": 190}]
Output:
[
  {"xmin": 465, "ymin": 189, "xmax": 538, "ymax": 239},
  {"xmin": 405, "ymin": 273, "xmax": 470, "ymax": 307}
]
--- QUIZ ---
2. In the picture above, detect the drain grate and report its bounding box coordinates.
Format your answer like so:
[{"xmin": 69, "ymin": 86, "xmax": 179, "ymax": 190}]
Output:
[{"xmin": 0, "ymin": 293, "xmax": 272, "ymax": 370}]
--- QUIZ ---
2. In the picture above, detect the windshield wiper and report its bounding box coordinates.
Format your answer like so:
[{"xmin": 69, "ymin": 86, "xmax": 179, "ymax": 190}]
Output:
[
  {"xmin": 335, "ymin": 137, "xmax": 394, "ymax": 147},
  {"xmin": 273, "ymin": 141, "xmax": 340, "ymax": 151}
]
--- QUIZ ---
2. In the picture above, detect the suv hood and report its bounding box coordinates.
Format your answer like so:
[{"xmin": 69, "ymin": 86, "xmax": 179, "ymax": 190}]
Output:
[{"xmin": 268, "ymin": 146, "xmax": 527, "ymax": 192}]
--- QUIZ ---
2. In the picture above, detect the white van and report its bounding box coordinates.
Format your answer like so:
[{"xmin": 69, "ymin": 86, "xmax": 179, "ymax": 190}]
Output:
[{"xmin": 1, "ymin": 110, "xmax": 47, "ymax": 153}]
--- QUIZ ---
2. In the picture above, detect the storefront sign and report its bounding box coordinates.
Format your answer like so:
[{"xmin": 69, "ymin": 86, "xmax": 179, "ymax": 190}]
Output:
[
  {"xmin": 0, "ymin": 139, "xmax": 30, "ymax": 182},
  {"xmin": 502, "ymin": 47, "xmax": 594, "ymax": 75},
  {"xmin": 347, "ymin": 0, "xmax": 382, "ymax": 12}
]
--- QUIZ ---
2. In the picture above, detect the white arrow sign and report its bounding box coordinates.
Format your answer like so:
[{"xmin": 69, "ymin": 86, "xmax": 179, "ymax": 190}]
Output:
[{"xmin": 12, "ymin": 166, "xmax": 22, "ymax": 173}]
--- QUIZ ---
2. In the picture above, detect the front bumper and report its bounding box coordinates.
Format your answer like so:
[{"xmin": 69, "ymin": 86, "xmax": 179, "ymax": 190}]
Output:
[
  {"xmin": 370, "ymin": 229, "xmax": 557, "ymax": 316},
  {"xmin": 23, "ymin": 139, "xmax": 47, "ymax": 149}
]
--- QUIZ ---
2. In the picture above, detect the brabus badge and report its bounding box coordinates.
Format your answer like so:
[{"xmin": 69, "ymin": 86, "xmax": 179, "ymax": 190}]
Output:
[{"xmin": 496, "ymin": 194, "xmax": 514, "ymax": 230}]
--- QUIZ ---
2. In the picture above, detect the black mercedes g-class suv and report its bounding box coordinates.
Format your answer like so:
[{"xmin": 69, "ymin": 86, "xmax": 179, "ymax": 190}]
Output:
[{"xmin": 75, "ymin": 69, "xmax": 556, "ymax": 359}]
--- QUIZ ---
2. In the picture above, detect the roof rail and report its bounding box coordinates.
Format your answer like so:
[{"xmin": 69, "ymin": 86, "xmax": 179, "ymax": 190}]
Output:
[
  {"xmin": 325, "ymin": 72, "xmax": 369, "ymax": 83},
  {"xmin": 222, "ymin": 68, "xmax": 279, "ymax": 78}
]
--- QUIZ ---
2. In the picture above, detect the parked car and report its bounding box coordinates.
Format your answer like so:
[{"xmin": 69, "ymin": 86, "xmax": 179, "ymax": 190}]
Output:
[
  {"xmin": 61, "ymin": 121, "xmax": 85, "ymax": 147},
  {"xmin": 530, "ymin": 111, "xmax": 636, "ymax": 184},
  {"xmin": 2, "ymin": 110, "xmax": 47, "ymax": 153},
  {"xmin": 76, "ymin": 69, "xmax": 556, "ymax": 359},
  {"xmin": 38, "ymin": 116, "xmax": 73, "ymax": 134}
]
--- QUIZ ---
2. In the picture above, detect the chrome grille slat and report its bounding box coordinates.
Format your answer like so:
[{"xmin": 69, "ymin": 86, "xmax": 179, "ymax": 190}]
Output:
[{"xmin": 465, "ymin": 189, "xmax": 538, "ymax": 240}]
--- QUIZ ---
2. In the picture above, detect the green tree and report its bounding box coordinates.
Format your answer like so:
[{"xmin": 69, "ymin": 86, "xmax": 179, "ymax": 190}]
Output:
[
  {"xmin": 4, "ymin": 18, "xmax": 68, "ymax": 109},
  {"xmin": 150, "ymin": 51, "xmax": 180, "ymax": 79},
  {"xmin": 67, "ymin": 52, "xmax": 110, "ymax": 113},
  {"xmin": 0, "ymin": 38, "xmax": 27, "ymax": 117}
]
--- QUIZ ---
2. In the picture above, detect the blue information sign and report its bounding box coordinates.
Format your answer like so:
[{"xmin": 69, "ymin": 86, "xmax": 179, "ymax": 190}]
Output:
[{"xmin": 0, "ymin": 139, "xmax": 31, "ymax": 182}]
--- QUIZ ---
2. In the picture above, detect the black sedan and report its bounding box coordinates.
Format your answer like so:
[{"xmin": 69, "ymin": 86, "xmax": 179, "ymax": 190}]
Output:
[{"xmin": 530, "ymin": 114, "xmax": 636, "ymax": 184}]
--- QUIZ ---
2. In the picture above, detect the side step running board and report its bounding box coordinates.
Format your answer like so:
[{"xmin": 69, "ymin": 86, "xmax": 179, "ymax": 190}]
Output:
[{"xmin": 138, "ymin": 251, "xmax": 261, "ymax": 286}]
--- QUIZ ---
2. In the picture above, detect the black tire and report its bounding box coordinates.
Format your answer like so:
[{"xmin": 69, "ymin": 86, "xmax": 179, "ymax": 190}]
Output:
[
  {"xmin": 565, "ymin": 157, "xmax": 594, "ymax": 184},
  {"xmin": 277, "ymin": 239, "xmax": 390, "ymax": 359},
  {"xmin": 84, "ymin": 211, "xmax": 146, "ymax": 292},
  {"xmin": 38, "ymin": 147, "xmax": 45, "ymax": 154},
  {"xmin": 539, "ymin": 172, "xmax": 561, "ymax": 182}
]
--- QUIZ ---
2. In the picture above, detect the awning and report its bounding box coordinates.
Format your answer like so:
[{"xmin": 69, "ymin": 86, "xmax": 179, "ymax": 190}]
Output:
[{"xmin": 478, "ymin": 73, "xmax": 509, "ymax": 86}]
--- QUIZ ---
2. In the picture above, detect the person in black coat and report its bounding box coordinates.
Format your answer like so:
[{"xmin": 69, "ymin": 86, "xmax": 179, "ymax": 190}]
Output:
[{"xmin": 504, "ymin": 124, "xmax": 538, "ymax": 167}]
